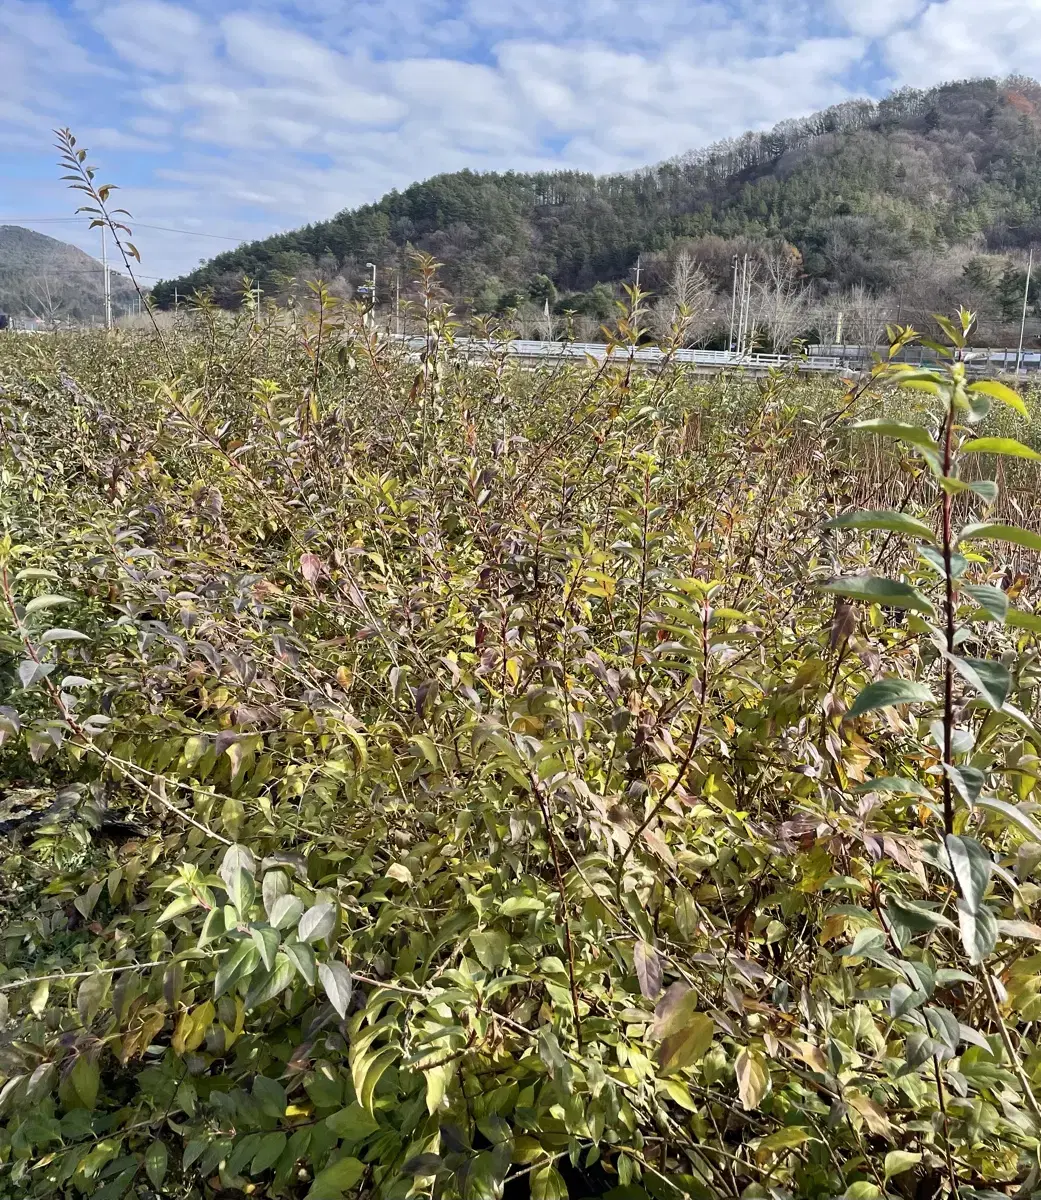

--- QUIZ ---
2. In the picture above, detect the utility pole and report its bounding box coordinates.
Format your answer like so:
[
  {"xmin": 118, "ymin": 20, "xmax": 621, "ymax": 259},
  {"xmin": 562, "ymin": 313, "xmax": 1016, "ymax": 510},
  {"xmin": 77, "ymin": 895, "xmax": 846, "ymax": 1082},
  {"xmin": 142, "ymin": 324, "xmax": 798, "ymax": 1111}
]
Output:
[
  {"xmin": 395, "ymin": 271, "xmax": 401, "ymax": 337},
  {"xmin": 632, "ymin": 255, "xmax": 642, "ymax": 290},
  {"xmin": 362, "ymin": 262, "xmax": 377, "ymax": 328},
  {"xmin": 174, "ymin": 287, "xmax": 179, "ymax": 312},
  {"xmin": 736, "ymin": 254, "xmax": 750, "ymax": 357},
  {"xmin": 728, "ymin": 255, "xmax": 739, "ymax": 355},
  {"xmin": 743, "ymin": 257, "xmax": 754, "ymax": 354},
  {"xmin": 101, "ymin": 225, "xmax": 111, "ymax": 330},
  {"xmin": 1016, "ymin": 246, "xmax": 1034, "ymax": 376}
]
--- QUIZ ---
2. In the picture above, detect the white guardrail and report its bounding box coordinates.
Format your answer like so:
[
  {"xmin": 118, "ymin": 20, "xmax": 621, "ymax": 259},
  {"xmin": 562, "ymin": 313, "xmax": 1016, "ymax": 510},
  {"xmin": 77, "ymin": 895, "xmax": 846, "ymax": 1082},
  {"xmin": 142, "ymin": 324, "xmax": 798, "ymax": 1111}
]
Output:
[
  {"xmin": 399, "ymin": 338, "xmax": 1040, "ymax": 373},
  {"xmin": 399, "ymin": 337, "xmax": 844, "ymax": 372}
]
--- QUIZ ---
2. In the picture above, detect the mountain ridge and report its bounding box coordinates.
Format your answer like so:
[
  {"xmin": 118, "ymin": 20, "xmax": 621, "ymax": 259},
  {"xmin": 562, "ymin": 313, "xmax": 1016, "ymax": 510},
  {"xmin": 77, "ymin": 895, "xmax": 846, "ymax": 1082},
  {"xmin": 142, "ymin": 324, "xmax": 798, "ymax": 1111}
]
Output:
[
  {"xmin": 0, "ymin": 225, "xmax": 135, "ymax": 324},
  {"xmin": 150, "ymin": 75, "xmax": 1041, "ymax": 343}
]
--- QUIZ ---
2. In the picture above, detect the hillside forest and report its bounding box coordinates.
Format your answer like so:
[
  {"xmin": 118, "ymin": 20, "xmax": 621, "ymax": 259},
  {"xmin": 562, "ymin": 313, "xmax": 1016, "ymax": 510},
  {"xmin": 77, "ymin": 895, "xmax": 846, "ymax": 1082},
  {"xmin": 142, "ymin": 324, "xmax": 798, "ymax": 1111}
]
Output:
[{"xmin": 152, "ymin": 76, "xmax": 1041, "ymax": 349}]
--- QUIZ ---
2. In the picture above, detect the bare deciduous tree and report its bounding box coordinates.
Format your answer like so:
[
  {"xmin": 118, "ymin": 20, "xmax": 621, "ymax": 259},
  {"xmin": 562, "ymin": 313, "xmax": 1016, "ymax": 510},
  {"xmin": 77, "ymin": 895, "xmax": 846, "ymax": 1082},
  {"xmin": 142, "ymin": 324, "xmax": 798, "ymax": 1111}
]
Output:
[
  {"xmin": 749, "ymin": 248, "xmax": 809, "ymax": 351},
  {"xmin": 25, "ymin": 271, "xmax": 71, "ymax": 327},
  {"xmin": 812, "ymin": 284, "xmax": 895, "ymax": 348},
  {"xmin": 651, "ymin": 250, "xmax": 714, "ymax": 345}
]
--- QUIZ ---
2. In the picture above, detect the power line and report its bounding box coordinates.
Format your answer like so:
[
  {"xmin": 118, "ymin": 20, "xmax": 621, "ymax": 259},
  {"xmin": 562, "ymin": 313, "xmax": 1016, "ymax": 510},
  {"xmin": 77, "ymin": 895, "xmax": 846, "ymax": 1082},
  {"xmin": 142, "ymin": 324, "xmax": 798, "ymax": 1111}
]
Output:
[
  {"xmin": 0, "ymin": 268, "xmax": 162, "ymax": 280},
  {"xmin": 0, "ymin": 217, "xmax": 246, "ymax": 242}
]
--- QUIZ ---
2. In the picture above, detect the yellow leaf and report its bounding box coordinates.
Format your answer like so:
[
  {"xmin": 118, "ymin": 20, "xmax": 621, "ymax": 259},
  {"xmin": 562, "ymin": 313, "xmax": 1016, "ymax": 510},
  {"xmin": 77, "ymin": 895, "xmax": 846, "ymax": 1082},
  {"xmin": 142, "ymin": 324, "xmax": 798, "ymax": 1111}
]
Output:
[
  {"xmin": 847, "ymin": 1091, "xmax": 893, "ymax": 1139},
  {"xmin": 172, "ymin": 1010, "xmax": 192, "ymax": 1056},
  {"xmin": 185, "ymin": 1000, "xmax": 214, "ymax": 1052},
  {"xmin": 755, "ymin": 1126, "xmax": 812, "ymax": 1161},
  {"xmin": 660, "ymin": 1079, "xmax": 698, "ymax": 1111},
  {"xmin": 884, "ymin": 1150, "xmax": 921, "ymax": 1179},
  {"xmin": 425, "ymin": 1062, "xmax": 450, "ymax": 1114},
  {"xmin": 735, "ymin": 1048, "xmax": 769, "ymax": 1110},
  {"xmin": 792, "ymin": 1041, "xmax": 829, "ymax": 1073},
  {"xmin": 819, "ymin": 914, "xmax": 847, "ymax": 944}
]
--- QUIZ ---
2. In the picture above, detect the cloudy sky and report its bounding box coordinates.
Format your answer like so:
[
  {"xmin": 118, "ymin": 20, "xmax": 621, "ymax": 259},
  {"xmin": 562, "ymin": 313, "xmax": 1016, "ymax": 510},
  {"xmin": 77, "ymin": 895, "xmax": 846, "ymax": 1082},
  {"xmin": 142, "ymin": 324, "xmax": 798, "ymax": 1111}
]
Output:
[{"xmin": 1, "ymin": 0, "xmax": 1038, "ymax": 280}]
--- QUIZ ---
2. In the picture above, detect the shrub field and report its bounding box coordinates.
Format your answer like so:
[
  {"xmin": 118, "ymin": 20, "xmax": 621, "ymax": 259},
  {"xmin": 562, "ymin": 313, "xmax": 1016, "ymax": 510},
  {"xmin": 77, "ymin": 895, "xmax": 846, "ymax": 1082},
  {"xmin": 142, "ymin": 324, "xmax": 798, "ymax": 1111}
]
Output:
[{"xmin": 4, "ymin": 294, "xmax": 1041, "ymax": 1199}]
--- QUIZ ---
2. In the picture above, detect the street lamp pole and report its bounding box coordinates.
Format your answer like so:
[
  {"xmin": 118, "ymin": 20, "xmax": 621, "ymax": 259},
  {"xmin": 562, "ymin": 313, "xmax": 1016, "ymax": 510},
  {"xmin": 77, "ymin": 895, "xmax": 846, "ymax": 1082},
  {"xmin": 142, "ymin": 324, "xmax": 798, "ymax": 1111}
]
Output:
[{"xmin": 366, "ymin": 262, "xmax": 376, "ymax": 305}]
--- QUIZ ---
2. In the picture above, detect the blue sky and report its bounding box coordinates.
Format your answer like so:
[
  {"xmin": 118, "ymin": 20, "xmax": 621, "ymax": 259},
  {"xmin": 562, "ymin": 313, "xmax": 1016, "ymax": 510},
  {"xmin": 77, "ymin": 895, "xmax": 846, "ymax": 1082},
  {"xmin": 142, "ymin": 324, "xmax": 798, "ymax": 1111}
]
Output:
[{"xmin": 2, "ymin": 0, "xmax": 1039, "ymax": 280}]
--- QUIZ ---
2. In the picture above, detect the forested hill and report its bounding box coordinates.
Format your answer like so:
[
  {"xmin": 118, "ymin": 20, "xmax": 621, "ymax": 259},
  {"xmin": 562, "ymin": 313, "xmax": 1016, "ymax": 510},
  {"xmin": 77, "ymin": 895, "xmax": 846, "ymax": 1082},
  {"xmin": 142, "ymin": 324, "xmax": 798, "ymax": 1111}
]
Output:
[{"xmin": 152, "ymin": 76, "xmax": 1041, "ymax": 327}]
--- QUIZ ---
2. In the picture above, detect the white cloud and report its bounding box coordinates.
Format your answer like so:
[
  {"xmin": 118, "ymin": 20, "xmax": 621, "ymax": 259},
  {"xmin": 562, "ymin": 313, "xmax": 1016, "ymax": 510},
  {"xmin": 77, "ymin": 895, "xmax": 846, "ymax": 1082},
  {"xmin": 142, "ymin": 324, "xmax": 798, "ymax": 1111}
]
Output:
[
  {"xmin": 93, "ymin": 0, "xmax": 213, "ymax": 75},
  {"xmin": 831, "ymin": 0, "xmax": 924, "ymax": 37},
  {"xmin": 6, "ymin": 0, "xmax": 1041, "ymax": 281},
  {"xmin": 884, "ymin": 0, "xmax": 1041, "ymax": 86}
]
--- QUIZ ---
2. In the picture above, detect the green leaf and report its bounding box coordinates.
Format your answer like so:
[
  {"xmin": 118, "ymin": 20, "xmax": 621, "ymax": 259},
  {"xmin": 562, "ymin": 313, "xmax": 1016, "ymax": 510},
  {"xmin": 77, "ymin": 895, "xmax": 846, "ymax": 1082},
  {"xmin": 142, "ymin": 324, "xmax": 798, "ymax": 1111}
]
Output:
[
  {"xmin": 158, "ymin": 894, "xmax": 198, "ymax": 924},
  {"xmin": 967, "ymin": 378, "xmax": 1028, "ymax": 417},
  {"xmin": 285, "ymin": 941, "xmax": 317, "ymax": 986},
  {"xmin": 317, "ymin": 960, "xmax": 353, "ymax": 1017},
  {"xmin": 245, "ymin": 953, "xmax": 296, "ymax": 1009},
  {"xmin": 938, "ymin": 475, "xmax": 998, "ymax": 501},
  {"xmin": 14, "ymin": 568, "xmax": 60, "ymax": 581},
  {"xmin": 199, "ymin": 906, "xmax": 226, "ymax": 947},
  {"xmin": 325, "ymin": 1103, "xmax": 380, "ymax": 1141},
  {"xmin": 470, "ymin": 930, "xmax": 510, "ymax": 971},
  {"xmin": 658, "ymin": 1011, "xmax": 714, "ymax": 1072},
  {"xmin": 844, "ymin": 1184, "xmax": 882, "ymax": 1200},
  {"xmin": 920, "ymin": 544, "xmax": 967, "ymax": 579},
  {"xmin": 943, "ymin": 764, "xmax": 986, "ymax": 805},
  {"xmin": 976, "ymin": 796, "xmax": 1041, "ymax": 842},
  {"xmin": 220, "ymin": 844, "xmax": 256, "ymax": 915},
  {"xmin": 215, "ymin": 939, "xmax": 261, "ymax": 998},
  {"xmin": 77, "ymin": 973, "xmax": 107, "ymax": 1024},
  {"xmin": 251, "ymin": 1131, "xmax": 287, "ymax": 1176},
  {"xmin": 18, "ymin": 660, "xmax": 55, "ymax": 688},
  {"xmin": 39, "ymin": 628, "xmax": 90, "ymax": 643},
  {"xmin": 253, "ymin": 1075, "xmax": 287, "ymax": 1118},
  {"xmin": 945, "ymin": 835, "xmax": 992, "ymax": 915},
  {"xmin": 299, "ymin": 902, "xmax": 336, "ymax": 944},
  {"xmin": 884, "ymin": 1150, "xmax": 922, "ymax": 1180},
  {"xmin": 847, "ymin": 678, "xmax": 935, "ymax": 718},
  {"xmin": 145, "ymin": 1141, "xmax": 168, "ymax": 1190},
  {"xmin": 823, "ymin": 510, "xmax": 935, "ymax": 540},
  {"xmin": 853, "ymin": 776, "xmax": 931, "ymax": 798},
  {"xmin": 885, "ymin": 895, "xmax": 954, "ymax": 934},
  {"xmin": 821, "ymin": 575, "xmax": 935, "ymax": 616},
  {"xmin": 963, "ymin": 584, "xmax": 1008, "ymax": 623},
  {"xmin": 961, "ymin": 436, "xmax": 1041, "ymax": 460},
  {"xmin": 959, "ymin": 523, "xmax": 1041, "ymax": 552},
  {"xmin": 530, "ymin": 1165, "xmax": 569, "ymax": 1200},
  {"xmin": 307, "ymin": 1155, "xmax": 365, "ymax": 1199},
  {"xmin": 23, "ymin": 594, "xmax": 73, "ymax": 616},
  {"xmin": 851, "ymin": 419, "xmax": 940, "ymax": 453},
  {"xmin": 250, "ymin": 924, "xmax": 280, "ymax": 971},
  {"xmin": 950, "ymin": 656, "xmax": 1011, "ymax": 710},
  {"xmin": 1007, "ymin": 607, "xmax": 1041, "ymax": 633},
  {"xmin": 957, "ymin": 899, "xmax": 998, "ymax": 965},
  {"xmin": 60, "ymin": 1055, "xmax": 99, "ymax": 1111},
  {"xmin": 268, "ymin": 893, "xmax": 304, "ymax": 931}
]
